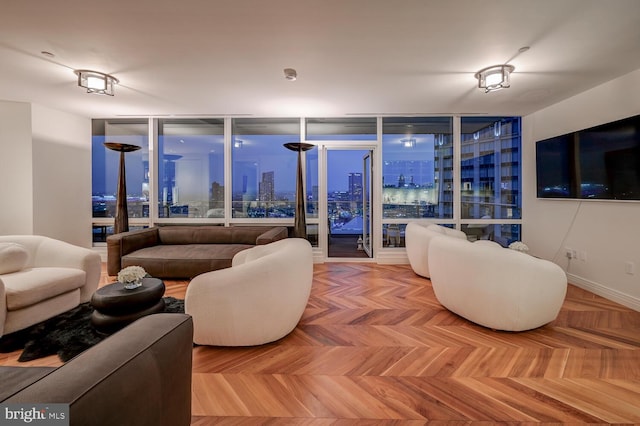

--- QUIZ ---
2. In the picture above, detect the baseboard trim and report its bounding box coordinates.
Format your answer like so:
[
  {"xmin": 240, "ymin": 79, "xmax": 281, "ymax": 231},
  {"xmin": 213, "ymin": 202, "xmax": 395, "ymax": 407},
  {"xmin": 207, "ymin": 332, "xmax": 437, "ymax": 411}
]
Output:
[
  {"xmin": 375, "ymin": 251, "xmax": 410, "ymax": 264},
  {"xmin": 567, "ymin": 273, "xmax": 640, "ymax": 312}
]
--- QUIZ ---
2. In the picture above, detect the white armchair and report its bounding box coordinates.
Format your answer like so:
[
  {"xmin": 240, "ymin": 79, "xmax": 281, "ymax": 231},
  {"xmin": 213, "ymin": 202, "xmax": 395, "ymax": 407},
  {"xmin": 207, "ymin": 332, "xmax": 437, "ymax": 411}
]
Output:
[
  {"xmin": 405, "ymin": 222, "xmax": 467, "ymax": 278},
  {"xmin": 428, "ymin": 236, "xmax": 568, "ymax": 331},
  {"xmin": 185, "ymin": 238, "xmax": 313, "ymax": 346},
  {"xmin": 0, "ymin": 235, "xmax": 101, "ymax": 336}
]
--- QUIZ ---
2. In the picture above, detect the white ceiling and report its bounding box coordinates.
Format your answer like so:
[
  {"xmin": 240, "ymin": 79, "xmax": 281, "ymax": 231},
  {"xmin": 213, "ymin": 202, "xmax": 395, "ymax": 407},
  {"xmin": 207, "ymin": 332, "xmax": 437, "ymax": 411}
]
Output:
[{"xmin": 1, "ymin": 0, "xmax": 640, "ymax": 119}]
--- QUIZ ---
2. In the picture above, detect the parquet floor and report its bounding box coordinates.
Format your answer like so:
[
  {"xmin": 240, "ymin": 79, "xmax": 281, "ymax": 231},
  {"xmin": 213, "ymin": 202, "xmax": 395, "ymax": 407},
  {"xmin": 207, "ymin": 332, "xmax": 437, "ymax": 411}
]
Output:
[{"xmin": 3, "ymin": 263, "xmax": 640, "ymax": 424}]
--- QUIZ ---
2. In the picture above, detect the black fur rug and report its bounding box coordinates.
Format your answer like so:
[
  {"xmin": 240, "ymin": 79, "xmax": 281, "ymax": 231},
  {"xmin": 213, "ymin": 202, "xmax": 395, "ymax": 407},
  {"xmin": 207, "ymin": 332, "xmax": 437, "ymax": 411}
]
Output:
[{"xmin": 0, "ymin": 297, "xmax": 184, "ymax": 362}]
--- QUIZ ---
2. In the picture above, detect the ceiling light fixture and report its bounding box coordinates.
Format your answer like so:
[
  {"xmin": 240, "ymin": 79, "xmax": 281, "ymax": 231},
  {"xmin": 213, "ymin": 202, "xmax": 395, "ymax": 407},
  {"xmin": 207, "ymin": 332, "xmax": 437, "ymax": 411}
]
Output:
[
  {"xmin": 74, "ymin": 69, "xmax": 119, "ymax": 96},
  {"xmin": 284, "ymin": 68, "xmax": 297, "ymax": 81},
  {"xmin": 474, "ymin": 64, "xmax": 515, "ymax": 93}
]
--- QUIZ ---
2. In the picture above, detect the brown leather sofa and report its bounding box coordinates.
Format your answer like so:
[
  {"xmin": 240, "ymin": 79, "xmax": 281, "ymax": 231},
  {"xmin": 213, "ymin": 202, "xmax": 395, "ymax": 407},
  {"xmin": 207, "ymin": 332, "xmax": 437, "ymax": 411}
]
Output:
[
  {"xmin": 0, "ymin": 313, "xmax": 193, "ymax": 426},
  {"xmin": 107, "ymin": 225, "xmax": 289, "ymax": 278}
]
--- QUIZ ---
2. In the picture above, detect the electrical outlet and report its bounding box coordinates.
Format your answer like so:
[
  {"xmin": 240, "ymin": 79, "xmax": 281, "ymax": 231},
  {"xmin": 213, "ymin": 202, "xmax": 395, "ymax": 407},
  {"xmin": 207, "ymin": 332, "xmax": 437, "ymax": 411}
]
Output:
[
  {"xmin": 565, "ymin": 248, "xmax": 577, "ymax": 259},
  {"xmin": 579, "ymin": 251, "xmax": 587, "ymax": 262},
  {"xmin": 625, "ymin": 261, "xmax": 636, "ymax": 275}
]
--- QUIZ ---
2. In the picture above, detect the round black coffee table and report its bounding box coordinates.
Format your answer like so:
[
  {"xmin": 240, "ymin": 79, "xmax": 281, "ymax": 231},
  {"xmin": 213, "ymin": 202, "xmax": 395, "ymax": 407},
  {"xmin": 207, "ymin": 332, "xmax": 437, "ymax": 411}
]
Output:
[{"xmin": 91, "ymin": 277, "xmax": 165, "ymax": 333}]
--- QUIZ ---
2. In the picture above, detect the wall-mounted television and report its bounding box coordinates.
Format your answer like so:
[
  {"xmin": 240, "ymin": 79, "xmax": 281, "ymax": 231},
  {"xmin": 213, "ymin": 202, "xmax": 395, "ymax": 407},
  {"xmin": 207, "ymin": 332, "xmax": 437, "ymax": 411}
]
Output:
[{"xmin": 536, "ymin": 114, "xmax": 640, "ymax": 201}]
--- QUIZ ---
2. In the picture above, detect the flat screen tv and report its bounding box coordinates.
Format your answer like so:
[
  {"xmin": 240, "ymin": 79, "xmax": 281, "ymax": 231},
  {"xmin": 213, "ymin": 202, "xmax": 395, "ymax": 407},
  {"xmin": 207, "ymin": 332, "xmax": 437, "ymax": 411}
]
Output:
[{"xmin": 536, "ymin": 114, "xmax": 640, "ymax": 201}]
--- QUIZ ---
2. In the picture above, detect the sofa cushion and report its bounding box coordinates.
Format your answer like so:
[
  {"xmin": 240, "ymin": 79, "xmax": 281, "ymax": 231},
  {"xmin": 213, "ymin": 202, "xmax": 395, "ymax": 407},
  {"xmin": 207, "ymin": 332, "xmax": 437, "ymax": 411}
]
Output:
[
  {"xmin": 157, "ymin": 226, "xmax": 280, "ymax": 245},
  {"xmin": 123, "ymin": 244, "xmax": 253, "ymax": 278},
  {"xmin": 3, "ymin": 267, "xmax": 87, "ymax": 311},
  {"xmin": 158, "ymin": 226, "xmax": 231, "ymax": 245},
  {"xmin": 255, "ymin": 227, "xmax": 289, "ymax": 245},
  {"xmin": 0, "ymin": 243, "xmax": 29, "ymax": 274},
  {"xmin": 126, "ymin": 244, "xmax": 251, "ymax": 261}
]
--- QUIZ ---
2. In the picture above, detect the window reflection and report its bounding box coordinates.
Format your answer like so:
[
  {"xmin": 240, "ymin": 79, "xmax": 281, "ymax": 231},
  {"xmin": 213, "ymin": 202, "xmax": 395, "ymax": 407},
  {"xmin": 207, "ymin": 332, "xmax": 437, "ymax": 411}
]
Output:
[
  {"xmin": 231, "ymin": 118, "xmax": 302, "ymax": 218},
  {"xmin": 91, "ymin": 119, "xmax": 149, "ymax": 221},
  {"xmin": 460, "ymin": 117, "xmax": 521, "ymax": 220},
  {"xmin": 382, "ymin": 117, "xmax": 453, "ymax": 219},
  {"xmin": 382, "ymin": 223, "xmax": 406, "ymax": 248},
  {"xmin": 157, "ymin": 119, "xmax": 224, "ymax": 218},
  {"xmin": 461, "ymin": 224, "xmax": 522, "ymax": 247}
]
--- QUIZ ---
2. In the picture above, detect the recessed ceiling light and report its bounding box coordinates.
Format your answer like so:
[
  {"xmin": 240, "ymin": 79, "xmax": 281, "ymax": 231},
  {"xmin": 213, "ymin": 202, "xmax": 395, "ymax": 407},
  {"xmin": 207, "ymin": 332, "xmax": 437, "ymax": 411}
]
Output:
[
  {"xmin": 518, "ymin": 46, "xmax": 530, "ymax": 53},
  {"xmin": 41, "ymin": 51, "xmax": 55, "ymax": 58}
]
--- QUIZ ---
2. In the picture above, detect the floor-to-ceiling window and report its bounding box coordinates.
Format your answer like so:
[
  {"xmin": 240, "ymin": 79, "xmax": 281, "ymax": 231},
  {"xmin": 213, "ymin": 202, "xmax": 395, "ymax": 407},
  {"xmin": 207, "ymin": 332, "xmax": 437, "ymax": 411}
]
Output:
[
  {"xmin": 230, "ymin": 118, "xmax": 302, "ymax": 219},
  {"xmin": 460, "ymin": 116, "xmax": 521, "ymax": 245},
  {"xmin": 381, "ymin": 117, "xmax": 454, "ymax": 247},
  {"xmin": 91, "ymin": 119, "xmax": 149, "ymax": 242},
  {"xmin": 91, "ymin": 115, "xmax": 522, "ymax": 251},
  {"xmin": 157, "ymin": 118, "xmax": 224, "ymax": 219}
]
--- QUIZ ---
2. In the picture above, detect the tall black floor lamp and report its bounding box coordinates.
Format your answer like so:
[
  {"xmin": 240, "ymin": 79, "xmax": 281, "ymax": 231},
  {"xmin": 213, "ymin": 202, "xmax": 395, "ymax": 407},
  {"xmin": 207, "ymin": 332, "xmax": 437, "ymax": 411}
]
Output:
[
  {"xmin": 104, "ymin": 142, "xmax": 141, "ymax": 235},
  {"xmin": 283, "ymin": 142, "xmax": 315, "ymax": 239}
]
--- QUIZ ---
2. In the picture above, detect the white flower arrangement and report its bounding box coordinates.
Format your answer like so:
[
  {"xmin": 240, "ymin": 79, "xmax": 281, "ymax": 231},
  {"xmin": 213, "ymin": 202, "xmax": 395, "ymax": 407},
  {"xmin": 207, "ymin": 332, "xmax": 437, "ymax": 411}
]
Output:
[
  {"xmin": 508, "ymin": 241, "xmax": 529, "ymax": 253},
  {"xmin": 117, "ymin": 265, "xmax": 147, "ymax": 283}
]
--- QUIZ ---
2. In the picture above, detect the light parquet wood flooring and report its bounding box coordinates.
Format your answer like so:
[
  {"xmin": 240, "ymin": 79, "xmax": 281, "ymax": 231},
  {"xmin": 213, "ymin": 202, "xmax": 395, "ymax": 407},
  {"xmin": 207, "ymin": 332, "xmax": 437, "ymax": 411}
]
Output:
[
  {"xmin": 3, "ymin": 263, "xmax": 640, "ymax": 424},
  {"xmin": 189, "ymin": 263, "xmax": 640, "ymax": 424}
]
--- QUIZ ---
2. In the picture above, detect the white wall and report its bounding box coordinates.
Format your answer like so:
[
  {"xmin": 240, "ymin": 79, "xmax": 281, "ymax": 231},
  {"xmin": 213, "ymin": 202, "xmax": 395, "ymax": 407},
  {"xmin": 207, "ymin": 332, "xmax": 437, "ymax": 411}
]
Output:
[
  {"xmin": 523, "ymin": 69, "xmax": 640, "ymax": 310},
  {"xmin": 0, "ymin": 101, "xmax": 34, "ymax": 234},
  {"xmin": 31, "ymin": 104, "xmax": 92, "ymax": 247},
  {"xmin": 0, "ymin": 101, "xmax": 91, "ymax": 247}
]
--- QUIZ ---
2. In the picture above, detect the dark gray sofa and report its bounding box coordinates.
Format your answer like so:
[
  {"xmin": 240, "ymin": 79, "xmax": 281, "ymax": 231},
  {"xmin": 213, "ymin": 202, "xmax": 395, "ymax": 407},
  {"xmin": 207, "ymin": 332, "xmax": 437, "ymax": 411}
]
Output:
[
  {"xmin": 0, "ymin": 313, "xmax": 193, "ymax": 426},
  {"xmin": 107, "ymin": 225, "xmax": 289, "ymax": 278}
]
